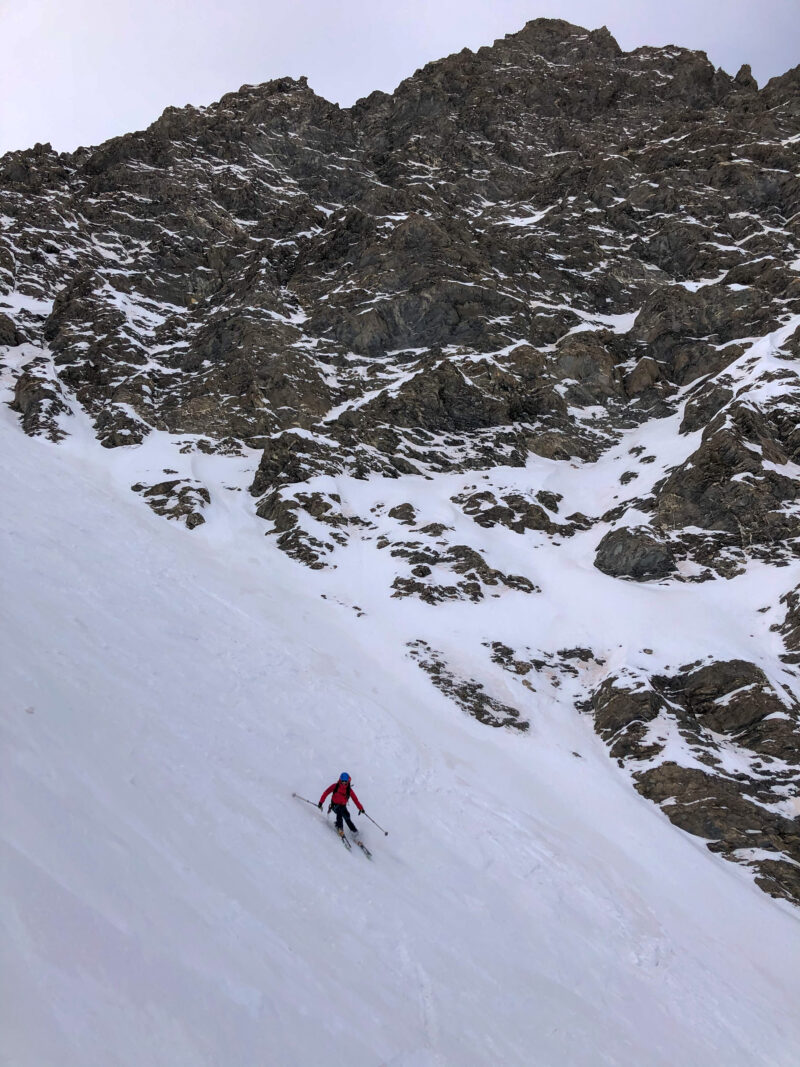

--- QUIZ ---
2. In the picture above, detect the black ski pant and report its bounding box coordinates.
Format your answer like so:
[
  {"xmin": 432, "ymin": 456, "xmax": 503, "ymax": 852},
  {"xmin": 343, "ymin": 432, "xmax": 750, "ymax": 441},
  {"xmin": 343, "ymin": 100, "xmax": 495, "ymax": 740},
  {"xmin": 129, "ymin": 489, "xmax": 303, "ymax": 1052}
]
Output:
[{"xmin": 331, "ymin": 803, "xmax": 357, "ymax": 832}]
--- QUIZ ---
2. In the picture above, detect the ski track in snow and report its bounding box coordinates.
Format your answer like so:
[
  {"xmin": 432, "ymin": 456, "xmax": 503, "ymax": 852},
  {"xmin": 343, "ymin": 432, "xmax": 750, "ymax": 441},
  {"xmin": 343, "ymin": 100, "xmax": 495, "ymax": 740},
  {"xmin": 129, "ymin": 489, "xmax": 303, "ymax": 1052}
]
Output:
[{"xmin": 2, "ymin": 374, "xmax": 800, "ymax": 1066}]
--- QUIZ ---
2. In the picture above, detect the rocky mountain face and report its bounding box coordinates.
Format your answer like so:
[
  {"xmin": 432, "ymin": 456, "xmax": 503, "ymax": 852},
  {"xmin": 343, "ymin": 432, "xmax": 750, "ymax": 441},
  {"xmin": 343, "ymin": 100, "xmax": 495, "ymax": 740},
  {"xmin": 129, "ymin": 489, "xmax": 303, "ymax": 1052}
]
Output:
[{"xmin": 2, "ymin": 19, "xmax": 799, "ymax": 904}]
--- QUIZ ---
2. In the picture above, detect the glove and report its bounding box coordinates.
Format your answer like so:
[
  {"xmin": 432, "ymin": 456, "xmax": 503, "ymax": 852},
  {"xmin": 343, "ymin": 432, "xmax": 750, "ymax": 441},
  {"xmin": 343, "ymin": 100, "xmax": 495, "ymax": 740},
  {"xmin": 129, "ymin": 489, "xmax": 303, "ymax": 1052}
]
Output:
[
  {"xmin": 318, "ymin": 802, "xmax": 323, "ymax": 810},
  {"xmin": 359, "ymin": 809, "xmax": 365, "ymax": 816}
]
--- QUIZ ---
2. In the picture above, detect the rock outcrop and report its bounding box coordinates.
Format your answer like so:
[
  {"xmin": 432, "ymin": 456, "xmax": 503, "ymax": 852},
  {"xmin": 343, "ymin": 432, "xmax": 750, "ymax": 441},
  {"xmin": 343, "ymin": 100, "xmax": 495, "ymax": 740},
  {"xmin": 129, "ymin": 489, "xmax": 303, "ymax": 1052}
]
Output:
[{"xmin": 589, "ymin": 664, "xmax": 800, "ymax": 905}]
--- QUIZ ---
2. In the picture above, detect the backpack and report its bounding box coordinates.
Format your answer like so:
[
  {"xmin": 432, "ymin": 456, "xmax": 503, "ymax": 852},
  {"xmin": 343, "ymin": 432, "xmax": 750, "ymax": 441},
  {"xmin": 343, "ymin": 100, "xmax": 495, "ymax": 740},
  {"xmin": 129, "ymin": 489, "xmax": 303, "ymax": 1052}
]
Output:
[{"xmin": 329, "ymin": 779, "xmax": 351, "ymax": 809}]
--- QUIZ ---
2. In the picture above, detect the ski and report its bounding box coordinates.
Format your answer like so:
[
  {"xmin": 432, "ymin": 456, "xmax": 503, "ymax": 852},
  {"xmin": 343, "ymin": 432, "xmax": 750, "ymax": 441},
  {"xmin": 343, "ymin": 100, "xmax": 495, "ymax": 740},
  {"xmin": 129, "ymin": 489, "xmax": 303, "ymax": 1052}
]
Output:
[{"xmin": 294, "ymin": 791, "xmax": 370, "ymax": 855}]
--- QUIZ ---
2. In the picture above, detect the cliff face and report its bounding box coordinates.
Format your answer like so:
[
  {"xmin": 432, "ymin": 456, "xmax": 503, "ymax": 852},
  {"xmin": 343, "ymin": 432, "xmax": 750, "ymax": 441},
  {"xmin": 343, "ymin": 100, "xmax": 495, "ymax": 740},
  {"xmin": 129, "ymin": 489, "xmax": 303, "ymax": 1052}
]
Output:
[{"xmin": 2, "ymin": 18, "xmax": 799, "ymax": 904}]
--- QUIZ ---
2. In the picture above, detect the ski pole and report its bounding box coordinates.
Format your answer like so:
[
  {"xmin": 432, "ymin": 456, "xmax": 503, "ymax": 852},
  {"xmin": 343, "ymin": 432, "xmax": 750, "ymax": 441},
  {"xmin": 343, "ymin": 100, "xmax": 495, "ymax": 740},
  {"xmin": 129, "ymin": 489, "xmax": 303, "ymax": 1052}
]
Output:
[
  {"xmin": 363, "ymin": 811, "xmax": 388, "ymax": 836},
  {"xmin": 292, "ymin": 792, "xmax": 321, "ymax": 807}
]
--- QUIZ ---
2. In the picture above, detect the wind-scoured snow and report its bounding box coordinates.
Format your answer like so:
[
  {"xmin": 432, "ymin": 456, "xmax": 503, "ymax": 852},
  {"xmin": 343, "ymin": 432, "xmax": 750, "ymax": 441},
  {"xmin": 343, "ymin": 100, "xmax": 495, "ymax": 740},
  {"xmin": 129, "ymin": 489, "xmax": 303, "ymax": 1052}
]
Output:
[{"xmin": 2, "ymin": 389, "xmax": 800, "ymax": 1067}]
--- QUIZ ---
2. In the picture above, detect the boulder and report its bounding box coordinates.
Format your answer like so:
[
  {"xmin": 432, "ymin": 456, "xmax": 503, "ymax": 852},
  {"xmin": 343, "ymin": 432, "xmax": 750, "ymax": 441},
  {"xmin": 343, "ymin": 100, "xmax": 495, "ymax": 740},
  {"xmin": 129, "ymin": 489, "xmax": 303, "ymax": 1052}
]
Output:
[
  {"xmin": 594, "ymin": 526, "xmax": 676, "ymax": 580},
  {"xmin": 669, "ymin": 660, "xmax": 784, "ymax": 733},
  {"xmin": 0, "ymin": 311, "xmax": 21, "ymax": 346}
]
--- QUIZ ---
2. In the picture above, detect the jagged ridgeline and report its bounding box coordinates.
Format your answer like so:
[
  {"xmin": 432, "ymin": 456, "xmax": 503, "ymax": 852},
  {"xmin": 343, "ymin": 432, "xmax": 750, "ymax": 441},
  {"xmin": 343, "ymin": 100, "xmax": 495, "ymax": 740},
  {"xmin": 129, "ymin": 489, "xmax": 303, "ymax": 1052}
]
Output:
[{"xmin": 2, "ymin": 19, "xmax": 799, "ymax": 903}]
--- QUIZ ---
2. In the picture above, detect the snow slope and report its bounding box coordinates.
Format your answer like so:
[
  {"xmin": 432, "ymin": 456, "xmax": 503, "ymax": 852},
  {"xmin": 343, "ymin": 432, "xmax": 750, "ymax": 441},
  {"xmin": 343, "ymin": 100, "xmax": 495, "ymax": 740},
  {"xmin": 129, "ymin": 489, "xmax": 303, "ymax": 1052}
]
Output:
[{"xmin": 2, "ymin": 402, "xmax": 800, "ymax": 1067}]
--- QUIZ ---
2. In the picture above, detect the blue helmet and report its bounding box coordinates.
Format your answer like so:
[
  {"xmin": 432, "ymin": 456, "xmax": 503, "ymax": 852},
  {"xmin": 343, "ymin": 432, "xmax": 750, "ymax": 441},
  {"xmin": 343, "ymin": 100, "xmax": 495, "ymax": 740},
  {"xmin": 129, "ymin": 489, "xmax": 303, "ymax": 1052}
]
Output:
[{"xmin": 339, "ymin": 772, "xmax": 351, "ymax": 782}]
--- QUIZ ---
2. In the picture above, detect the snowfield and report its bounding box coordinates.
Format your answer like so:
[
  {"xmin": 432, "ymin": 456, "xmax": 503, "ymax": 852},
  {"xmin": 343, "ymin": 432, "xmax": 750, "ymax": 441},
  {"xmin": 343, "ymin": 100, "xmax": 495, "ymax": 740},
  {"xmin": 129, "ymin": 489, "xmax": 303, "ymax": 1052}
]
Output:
[{"xmin": 2, "ymin": 399, "xmax": 800, "ymax": 1067}]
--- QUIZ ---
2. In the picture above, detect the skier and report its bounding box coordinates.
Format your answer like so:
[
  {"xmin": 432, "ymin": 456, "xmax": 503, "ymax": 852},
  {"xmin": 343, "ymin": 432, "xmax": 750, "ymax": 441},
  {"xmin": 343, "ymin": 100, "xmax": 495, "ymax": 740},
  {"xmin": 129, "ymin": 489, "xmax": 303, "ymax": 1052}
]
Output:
[{"xmin": 319, "ymin": 772, "xmax": 364, "ymax": 836}]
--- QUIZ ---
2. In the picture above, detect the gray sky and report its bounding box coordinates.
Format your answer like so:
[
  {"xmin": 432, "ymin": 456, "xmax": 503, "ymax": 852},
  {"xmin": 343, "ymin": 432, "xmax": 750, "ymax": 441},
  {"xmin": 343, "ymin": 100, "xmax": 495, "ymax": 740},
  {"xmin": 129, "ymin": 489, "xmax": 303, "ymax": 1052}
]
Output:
[{"xmin": 1, "ymin": 0, "xmax": 798, "ymax": 155}]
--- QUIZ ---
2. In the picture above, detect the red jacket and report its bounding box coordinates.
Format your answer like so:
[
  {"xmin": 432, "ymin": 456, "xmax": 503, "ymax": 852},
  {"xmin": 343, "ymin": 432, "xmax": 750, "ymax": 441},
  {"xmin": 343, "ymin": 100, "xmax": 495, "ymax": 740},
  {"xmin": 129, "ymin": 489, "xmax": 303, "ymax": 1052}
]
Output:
[{"xmin": 320, "ymin": 781, "xmax": 363, "ymax": 811}]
